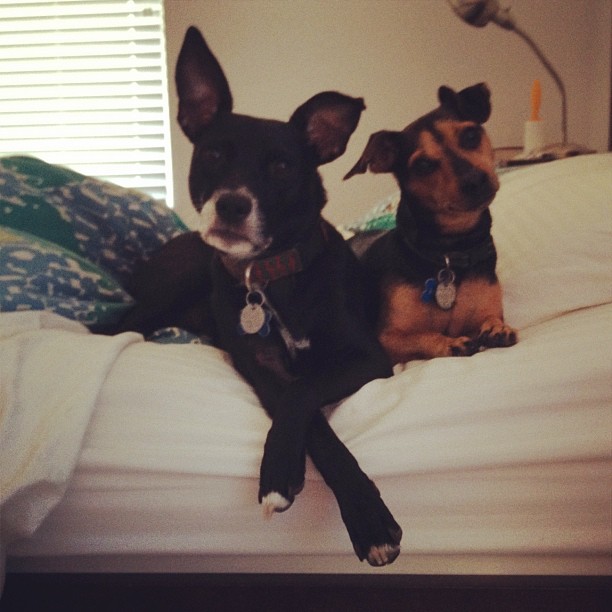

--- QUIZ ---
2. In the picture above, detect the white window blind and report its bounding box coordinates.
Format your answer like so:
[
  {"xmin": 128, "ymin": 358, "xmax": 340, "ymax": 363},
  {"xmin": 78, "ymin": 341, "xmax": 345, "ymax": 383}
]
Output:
[{"xmin": 0, "ymin": 0, "xmax": 173, "ymax": 206}]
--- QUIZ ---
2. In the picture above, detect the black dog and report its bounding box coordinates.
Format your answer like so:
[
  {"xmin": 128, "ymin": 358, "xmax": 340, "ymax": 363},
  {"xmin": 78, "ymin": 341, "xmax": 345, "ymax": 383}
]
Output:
[{"xmin": 118, "ymin": 27, "xmax": 401, "ymax": 566}]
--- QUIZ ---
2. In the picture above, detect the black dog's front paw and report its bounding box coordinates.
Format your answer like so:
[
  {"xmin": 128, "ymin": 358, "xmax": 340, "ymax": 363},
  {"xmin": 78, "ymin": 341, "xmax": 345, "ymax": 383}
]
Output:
[
  {"xmin": 259, "ymin": 487, "xmax": 303, "ymax": 518},
  {"xmin": 258, "ymin": 478, "xmax": 305, "ymax": 517},
  {"xmin": 338, "ymin": 480, "xmax": 402, "ymax": 567},
  {"xmin": 258, "ymin": 430, "xmax": 306, "ymax": 517}
]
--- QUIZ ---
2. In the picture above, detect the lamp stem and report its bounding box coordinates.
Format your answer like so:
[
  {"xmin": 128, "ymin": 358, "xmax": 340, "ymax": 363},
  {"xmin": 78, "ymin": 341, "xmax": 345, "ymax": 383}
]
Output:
[{"xmin": 512, "ymin": 24, "xmax": 568, "ymax": 145}]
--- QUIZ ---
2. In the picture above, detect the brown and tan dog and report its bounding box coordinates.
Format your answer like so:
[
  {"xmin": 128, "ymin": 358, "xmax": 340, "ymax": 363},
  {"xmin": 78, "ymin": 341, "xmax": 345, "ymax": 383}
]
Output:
[{"xmin": 345, "ymin": 83, "xmax": 517, "ymax": 364}]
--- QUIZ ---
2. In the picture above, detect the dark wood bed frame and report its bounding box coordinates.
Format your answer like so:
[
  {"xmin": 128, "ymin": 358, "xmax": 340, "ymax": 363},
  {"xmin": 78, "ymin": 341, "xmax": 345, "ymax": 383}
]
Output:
[{"xmin": 2, "ymin": 573, "xmax": 610, "ymax": 611}]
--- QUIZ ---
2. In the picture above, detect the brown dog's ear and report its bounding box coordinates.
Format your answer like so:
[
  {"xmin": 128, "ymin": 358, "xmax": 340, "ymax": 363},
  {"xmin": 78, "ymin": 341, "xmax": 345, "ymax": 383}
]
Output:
[
  {"xmin": 289, "ymin": 92, "xmax": 365, "ymax": 166},
  {"xmin": 343, "ymin": 131, "xmax": 400, "ymax": 180},
  {"xmin": 438, "ymin": 83, "xmax": 491, "ymax": 124},
  {"xmin": 175, "ymin": 26, "xmax": 233, "ymax": 142}
]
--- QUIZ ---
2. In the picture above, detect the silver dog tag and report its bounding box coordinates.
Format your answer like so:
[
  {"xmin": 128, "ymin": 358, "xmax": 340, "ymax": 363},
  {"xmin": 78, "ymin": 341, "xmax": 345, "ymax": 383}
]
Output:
[
  {"xmin": 435, "ymin": 264, "xmax": 456, "ymax": 310},
  {"xmin": 435, "ymin": 281, "xmax": 456, "ymax": 310},
  {"xmin": 239, "ymin": 290, "xmax": 270, "ymax": 335}
]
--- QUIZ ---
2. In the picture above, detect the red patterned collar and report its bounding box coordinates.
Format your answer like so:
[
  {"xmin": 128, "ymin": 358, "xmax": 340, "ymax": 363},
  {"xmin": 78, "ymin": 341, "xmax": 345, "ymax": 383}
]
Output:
[{"xmin": 246, "ymin": 222, "xmax": 329, "ymax": 286}]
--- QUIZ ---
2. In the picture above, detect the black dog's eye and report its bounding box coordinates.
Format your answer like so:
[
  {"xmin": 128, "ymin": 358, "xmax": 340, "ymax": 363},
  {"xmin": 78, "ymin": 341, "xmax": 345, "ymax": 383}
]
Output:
[
  {"xmin": 411, "ymin": 156, "xmax": 439, "ymax": 177},
  {"xmin": 459, "ymin": 125, "xmax": 483, "ymax": 150},
  {"xmin": 200, "ymin": 147, "xmax": 225, "ymax": 168},
  {"xmin": 268, "ymin": 158, "xmax": 292, "ymax": 178}
]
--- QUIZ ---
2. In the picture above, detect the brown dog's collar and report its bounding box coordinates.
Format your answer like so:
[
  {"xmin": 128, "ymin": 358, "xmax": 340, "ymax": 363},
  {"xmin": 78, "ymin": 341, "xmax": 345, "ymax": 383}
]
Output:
[
  {"xmin": 398, "ymin": 207, "xmax": 496, "ymax": 270},
  {"xmin": 400, "ymin": 230, "xmax": 496, "ymax": 270},
  {"xmin": 439, "ymin": 240, "xmax": 496, "ymax": 269}
]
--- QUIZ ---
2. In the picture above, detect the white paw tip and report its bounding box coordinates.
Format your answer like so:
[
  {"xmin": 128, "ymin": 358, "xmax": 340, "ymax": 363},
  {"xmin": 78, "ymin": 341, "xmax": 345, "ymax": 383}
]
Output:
[
  {"xmin": 261, "ymin": 492, "xmax": 291, "ymax": 519},
  {"xmin": 367, "ymin": 543, "xmax": 401, "ymax": 567}
]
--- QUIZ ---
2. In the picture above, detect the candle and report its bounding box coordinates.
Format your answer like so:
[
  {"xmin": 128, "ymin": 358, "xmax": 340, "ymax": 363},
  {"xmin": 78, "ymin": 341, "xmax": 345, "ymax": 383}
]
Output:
[
  {"xmin": 524, "ymin": 79, "xmax": 545, "ymax": 154},
  {"xmin": 530, "ymin": 79, "xmax": 541, "ymax": 121}
]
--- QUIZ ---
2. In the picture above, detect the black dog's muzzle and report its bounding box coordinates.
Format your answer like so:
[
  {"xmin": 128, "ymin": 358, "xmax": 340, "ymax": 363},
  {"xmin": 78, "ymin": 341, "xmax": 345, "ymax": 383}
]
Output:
[{"xmin": 216, "ymin": 192, "xmax": 254, "ymax": 225}]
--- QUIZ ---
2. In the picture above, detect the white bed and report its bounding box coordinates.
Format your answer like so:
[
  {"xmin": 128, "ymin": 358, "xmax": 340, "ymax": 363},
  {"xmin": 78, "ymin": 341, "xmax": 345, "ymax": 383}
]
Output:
[{"xmin": 1, "ymin": 153, "xmax": 611, "ymax": 581}]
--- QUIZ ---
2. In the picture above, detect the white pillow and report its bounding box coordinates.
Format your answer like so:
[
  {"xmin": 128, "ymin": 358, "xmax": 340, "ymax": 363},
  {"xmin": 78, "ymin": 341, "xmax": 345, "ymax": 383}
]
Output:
[{"xmin": 492, "ymin": 153, "xmax": 612, "ymax": 329}]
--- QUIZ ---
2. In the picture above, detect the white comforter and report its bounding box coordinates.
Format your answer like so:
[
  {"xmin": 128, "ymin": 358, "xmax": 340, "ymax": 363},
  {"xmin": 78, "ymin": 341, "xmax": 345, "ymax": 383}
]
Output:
[
  {"xmin": 0, "ymin": 313, "xmax": 140, "ymax": 543},
  {"xmin": 1, "ymin": 154, "xmax": 611, "ymax": 573}
]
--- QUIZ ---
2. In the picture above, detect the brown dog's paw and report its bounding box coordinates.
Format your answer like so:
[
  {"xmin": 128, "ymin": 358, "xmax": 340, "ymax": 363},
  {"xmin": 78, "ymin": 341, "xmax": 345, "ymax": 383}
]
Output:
[
  {"xmin": 449, "ymin": 336, "xmax": 479, "ymax": 357},
  {"xmin": 478, "ymin": 321, "xmax": 518, "ymax": 348}
]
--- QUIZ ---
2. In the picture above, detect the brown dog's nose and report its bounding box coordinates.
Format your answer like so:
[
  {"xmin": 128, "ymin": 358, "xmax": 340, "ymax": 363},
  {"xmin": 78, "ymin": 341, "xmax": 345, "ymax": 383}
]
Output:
[
  {"xmin": 216, "ymin": 193, "xmax": 253, "ymax": 224},
  {"xmin": 460, "ymin": 169, "xmax": 493, "ymax": 202}
]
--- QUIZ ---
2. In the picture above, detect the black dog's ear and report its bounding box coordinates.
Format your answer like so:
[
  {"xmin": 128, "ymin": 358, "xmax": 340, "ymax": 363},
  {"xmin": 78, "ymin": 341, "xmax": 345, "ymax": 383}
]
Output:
[
  {"xmin": 438, "ymin": 83, "xmax": 491, "ymax": 124},
  {"xmin": 290, "ymin": 92, "xmax": 365, "ymax": 165},
  {"xmin": 344, "ymin": 131, "xmax": 400, "ymax": 180},
  {"xmin": 175, "ymin": 26, "xmax": 233, "ymax": 142}
]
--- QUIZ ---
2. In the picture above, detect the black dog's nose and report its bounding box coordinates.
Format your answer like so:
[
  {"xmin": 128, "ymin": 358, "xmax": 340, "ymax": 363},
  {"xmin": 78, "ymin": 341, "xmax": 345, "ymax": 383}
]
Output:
[
  {"xmin": 460, "ymin": 169, "xmax": 493, "ymax": 201},
  {"xmin": 216, "ymin": 193, "xmax": 253, "ymax": 224}
]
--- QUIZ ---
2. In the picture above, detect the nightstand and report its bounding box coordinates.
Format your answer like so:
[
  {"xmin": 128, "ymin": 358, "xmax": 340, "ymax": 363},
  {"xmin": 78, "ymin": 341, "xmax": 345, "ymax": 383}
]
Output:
[{"xmin": 495, "ymin": 144, "xmax": 595, "ymax": 169}]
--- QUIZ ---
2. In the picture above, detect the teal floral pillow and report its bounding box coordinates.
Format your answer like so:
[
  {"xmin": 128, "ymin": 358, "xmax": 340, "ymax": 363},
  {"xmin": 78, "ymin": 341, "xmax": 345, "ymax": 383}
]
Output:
[
  {"xmin": 0, "ymin": 226, "xmax": 133, "ymax": 330},
  {"xmin": 0, "ymin": 156, "xmax": 187, "ymax": 285},
  {"xmin": 338, "ymin": 192, "xmax": 399, "ymax": 237}
]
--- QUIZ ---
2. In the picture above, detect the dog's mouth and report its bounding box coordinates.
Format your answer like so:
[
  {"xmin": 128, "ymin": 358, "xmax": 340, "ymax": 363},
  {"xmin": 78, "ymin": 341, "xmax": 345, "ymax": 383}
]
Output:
[
  {"xmin": 464, "ymin": 190, "xmax": 497, "ymax": 211},
  {"xmin": 207, "ymin": 225, "xmax": 248, "ymax": 243},
  {"xmin": 197, "ymin": 189, "xmax": 273, "ymax": 259},
  {"xmin": 201, "ymin": 223, "xmax": 272, "ymax": 259},
  {"xmin": 444, "ymin": 190, "xmax": 495, "ymax": 213},
  {"xmin": 436, "ymin": 186, "xmax": 497, "ymax": 234}
]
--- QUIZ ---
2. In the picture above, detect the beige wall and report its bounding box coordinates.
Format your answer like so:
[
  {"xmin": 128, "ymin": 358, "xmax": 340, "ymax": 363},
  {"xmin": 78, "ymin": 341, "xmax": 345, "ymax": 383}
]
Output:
[{"xmin": 164, "ymin": 0, "xmax": 611, "ymax": 228}]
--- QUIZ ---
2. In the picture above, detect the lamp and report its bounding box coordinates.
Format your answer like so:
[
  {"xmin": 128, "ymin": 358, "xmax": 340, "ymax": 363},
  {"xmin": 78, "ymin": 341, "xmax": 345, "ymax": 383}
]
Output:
[{"xmin": 447, "ymin": 0, "xmax": 592, "ymax": 159}]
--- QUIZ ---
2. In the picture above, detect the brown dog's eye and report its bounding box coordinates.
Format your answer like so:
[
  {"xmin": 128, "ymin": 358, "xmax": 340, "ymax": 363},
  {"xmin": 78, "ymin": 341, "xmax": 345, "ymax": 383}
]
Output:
[
  {"xmin": 460, "ymin": 126, "xmax": 483, "ymax": 150},
  {"xmin": 411, "ymin": 157, "xmax": 439, "ymax": 177}
]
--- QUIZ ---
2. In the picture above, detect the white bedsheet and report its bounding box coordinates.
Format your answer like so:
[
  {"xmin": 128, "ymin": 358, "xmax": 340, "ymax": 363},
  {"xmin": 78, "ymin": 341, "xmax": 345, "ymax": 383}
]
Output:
[
  {"xmin": 0, "ymin": 312, "xmax": 140, "ymax": 542},
  {"xmin": 2, "ymin": 154, "xmax": 612, "ymax": 575},
  {"xmin": 3, "ymin": 302, "xmax": 611, "ymax": 572}
]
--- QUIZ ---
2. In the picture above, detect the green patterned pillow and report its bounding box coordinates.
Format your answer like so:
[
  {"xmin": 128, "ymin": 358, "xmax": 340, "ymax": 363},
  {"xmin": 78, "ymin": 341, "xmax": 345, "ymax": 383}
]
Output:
[
  {"xmin": 0, "ymin": 226, "xmax": 132, "ymax": 330},
  {"xmin": 337, "ymin": 192, "xmax": 399, "ymax": 237},
  {"xmin": 0, "ymin": 156, "xmax": 187, "ymax": 285}
]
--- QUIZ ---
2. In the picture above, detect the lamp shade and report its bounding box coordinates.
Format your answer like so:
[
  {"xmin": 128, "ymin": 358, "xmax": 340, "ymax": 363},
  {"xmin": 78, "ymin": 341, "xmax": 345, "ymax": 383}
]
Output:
[{"xmin": 446, "ymin": 0, "xmax": 515, "ymax": 29}]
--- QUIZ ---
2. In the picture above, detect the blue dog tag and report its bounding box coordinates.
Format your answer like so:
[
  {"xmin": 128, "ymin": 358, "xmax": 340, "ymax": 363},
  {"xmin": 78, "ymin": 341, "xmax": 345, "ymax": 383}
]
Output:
[{"xmin": 421, "ymin": 278, "xmax": 437, "ymax": 303}]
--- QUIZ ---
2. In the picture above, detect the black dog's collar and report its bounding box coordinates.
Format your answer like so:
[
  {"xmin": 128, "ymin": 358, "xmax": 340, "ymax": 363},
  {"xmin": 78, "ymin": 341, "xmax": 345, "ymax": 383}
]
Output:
[
  {"xmin": 246, "ymin": 221, "xmax": 329, "ymax": 286},
  {"xmin": 235, "ymin": 221, "xmax": 329, "ymax": 357}
]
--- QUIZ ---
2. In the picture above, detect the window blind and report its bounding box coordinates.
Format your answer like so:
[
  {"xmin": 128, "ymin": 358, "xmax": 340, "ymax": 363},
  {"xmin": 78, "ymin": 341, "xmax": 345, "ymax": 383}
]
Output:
[{"xmin": 0, "ymin": 0, "xmax": 173, "ymax": 205}]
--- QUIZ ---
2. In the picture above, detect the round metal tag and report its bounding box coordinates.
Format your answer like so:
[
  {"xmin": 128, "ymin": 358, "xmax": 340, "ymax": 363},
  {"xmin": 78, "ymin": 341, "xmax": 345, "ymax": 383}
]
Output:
[{"xmin": 435, "ymin": 282, "xmax": 456, "ymax": 310}]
